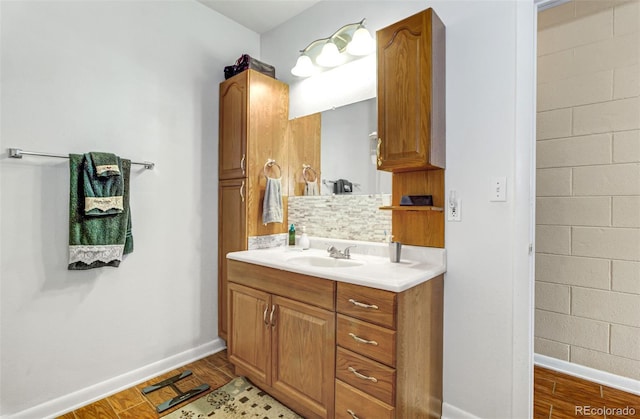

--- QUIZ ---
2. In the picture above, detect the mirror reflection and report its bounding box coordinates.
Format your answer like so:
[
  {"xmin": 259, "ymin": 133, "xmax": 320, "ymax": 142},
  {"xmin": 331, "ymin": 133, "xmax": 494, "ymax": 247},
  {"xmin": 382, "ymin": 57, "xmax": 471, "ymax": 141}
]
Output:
[{"xmin": 319, "ymin": 98, "xmax": 391, "ymax": 195}]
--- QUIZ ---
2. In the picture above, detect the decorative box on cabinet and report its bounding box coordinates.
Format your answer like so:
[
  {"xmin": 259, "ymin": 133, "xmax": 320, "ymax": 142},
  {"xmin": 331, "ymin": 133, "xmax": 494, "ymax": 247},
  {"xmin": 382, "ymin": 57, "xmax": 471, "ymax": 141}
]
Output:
[
  {"xmin": 218, "ymin": 70, "xmax": 289, "ymax": 340},
  {"xmin": 376, "ymin": 8, "xmax": 446, "ymax": 172}
]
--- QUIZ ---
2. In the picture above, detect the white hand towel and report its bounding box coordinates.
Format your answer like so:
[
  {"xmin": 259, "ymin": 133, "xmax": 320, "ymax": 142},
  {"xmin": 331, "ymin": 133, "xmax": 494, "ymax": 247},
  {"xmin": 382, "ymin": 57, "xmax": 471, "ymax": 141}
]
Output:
[
  {"xmin": 304, "ymin": 180, "xmax": 319, "ymax": 196},
  {"xmin": 263, "ymin": 177, "xmax": 283, "ymax": 224}
]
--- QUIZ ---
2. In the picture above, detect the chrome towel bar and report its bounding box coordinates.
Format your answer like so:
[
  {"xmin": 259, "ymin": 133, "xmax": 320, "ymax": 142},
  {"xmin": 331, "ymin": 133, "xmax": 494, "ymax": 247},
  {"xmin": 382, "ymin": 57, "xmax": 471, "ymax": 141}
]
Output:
[{"xmin": 8, "ymin": 148, "xmax": 155, "ymax": 170}]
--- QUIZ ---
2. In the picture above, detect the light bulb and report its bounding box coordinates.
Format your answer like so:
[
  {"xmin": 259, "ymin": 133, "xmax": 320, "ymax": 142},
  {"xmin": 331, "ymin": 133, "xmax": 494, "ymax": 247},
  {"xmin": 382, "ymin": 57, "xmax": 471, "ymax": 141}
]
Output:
[
  {"xmin": 316, "ymin": 41, "xmax": 344, "ymax": 67},
  {"xmin": 291, "ymin": 54, "xmax": 314, "ymax": 77},
  {"xmin": 346, "ymin": 26, "xmax": 375, "ymax": 56}
]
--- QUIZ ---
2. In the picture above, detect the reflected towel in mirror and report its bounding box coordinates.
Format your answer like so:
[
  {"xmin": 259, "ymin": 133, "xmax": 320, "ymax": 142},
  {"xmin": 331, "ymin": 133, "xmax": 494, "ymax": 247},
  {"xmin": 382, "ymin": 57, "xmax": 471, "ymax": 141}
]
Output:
[{"xmin": 263, "ymin": 177, "xmax": 283, "ymax": 224}]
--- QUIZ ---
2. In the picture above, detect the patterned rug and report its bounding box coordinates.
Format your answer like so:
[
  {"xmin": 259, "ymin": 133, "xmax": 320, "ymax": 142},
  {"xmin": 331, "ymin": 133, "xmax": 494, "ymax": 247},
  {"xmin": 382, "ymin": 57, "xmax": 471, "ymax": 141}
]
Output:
[{"xmin": 163, "ymin": 376, "xmax": 303, "ymax": 419}]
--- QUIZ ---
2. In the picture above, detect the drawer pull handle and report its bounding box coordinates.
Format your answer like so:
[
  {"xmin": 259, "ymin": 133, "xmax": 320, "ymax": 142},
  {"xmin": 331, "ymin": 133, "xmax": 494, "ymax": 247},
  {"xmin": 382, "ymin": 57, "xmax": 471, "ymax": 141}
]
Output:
[
  {"xmin": 349, "ymin": 332, "xmax": 378, "ymax": 346},
  {"xmin": 348, "ymin": 366, "xmax": 378, "ymax": 383},
  {"xmin": 348, "ymin": 299, "xmax": 379, "ymax": 310},
  {"xmin": 240, "ymin": 154, "xmax": 246, "ymax": 176},
  {"xmin": 263, "ymin": 305, "xmax": 269, "ymax": 326},
  {"xmin": 347, "ymin": 409, "xmax": 360, "ymax": 419}
]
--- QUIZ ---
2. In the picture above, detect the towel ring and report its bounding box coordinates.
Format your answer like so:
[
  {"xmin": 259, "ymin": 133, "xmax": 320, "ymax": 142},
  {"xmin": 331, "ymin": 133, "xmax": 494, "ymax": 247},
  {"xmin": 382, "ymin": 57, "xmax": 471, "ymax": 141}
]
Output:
[
  {"xmin": 302, "ymin": 164, "xmax": 317, "ymax": 183},
  {"xmin": 263, "ymin": 159, "xmax": 282, "ymax": 179}
]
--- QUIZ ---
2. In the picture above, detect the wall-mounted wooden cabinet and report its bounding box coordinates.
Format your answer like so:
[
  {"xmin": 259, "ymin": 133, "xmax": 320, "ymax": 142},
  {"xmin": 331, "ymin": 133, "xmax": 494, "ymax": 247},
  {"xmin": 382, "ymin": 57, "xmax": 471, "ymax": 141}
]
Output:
[
  {"xmin": 218, "ymin": 70, "xmax": 289, "ymax": 340},
  {"xmin": 377, "ymin": 8, "xmax": 446, "ymax": 172},
  {"xmin": 376, "ymin": 8, "xmax": 446, "ymax": 248}
]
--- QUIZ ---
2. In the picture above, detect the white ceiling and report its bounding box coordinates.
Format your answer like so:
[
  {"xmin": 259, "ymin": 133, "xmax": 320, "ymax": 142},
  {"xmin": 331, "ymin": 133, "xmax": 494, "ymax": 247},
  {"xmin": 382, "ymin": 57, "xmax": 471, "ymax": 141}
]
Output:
[{"xmin": 197, "ymin": 0, "xmax": 321, "ymax": 34}]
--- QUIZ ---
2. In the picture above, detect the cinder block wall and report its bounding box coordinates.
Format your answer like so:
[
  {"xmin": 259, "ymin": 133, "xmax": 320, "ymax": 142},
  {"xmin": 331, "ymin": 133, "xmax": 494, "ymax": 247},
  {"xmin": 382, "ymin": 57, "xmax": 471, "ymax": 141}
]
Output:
[{"xmin": 535, "ymin": 0, "xmax": 640, "ymax": 379}]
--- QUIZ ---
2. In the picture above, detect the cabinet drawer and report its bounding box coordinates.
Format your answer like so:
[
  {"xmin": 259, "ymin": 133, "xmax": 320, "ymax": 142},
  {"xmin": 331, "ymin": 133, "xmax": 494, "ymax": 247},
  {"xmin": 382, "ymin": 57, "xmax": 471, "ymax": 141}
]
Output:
[
  {"xmin": 335, "ymin": 379, "xmax": 394, "ymax": 419},
  {"xmin": 337, "ymin": 314, "xmax": 396, "ymax": 367},
  {"xmin": 336, "ymin": 347, "xmax": 395, "ymax": 405},
  {"xmin": 337, "ymin": 282, "xmax": 396, "ymax": 329}
]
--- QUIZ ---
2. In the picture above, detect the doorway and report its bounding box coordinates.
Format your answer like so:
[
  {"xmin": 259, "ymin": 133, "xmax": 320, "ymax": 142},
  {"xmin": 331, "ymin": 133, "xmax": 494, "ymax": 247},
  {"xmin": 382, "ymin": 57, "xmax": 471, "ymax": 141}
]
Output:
[{"xmin": 533, "ymin": 0, "xmax": 640, "ymax": 407}]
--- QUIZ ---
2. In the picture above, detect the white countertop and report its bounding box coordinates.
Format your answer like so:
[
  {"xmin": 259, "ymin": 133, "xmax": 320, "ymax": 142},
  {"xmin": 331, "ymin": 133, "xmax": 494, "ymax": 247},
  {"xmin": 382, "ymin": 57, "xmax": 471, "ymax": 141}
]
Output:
[{"xmin": 226, "ymin": 238, "xmax": 446, "ymax": 292}]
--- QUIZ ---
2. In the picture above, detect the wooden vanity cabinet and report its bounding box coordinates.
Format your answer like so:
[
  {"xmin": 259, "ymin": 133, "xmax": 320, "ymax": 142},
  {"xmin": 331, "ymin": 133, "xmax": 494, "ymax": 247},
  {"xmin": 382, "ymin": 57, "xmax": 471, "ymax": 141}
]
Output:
[
  {"xmin": 376, "ymin": 8, "xmax": 445, "ymax": 172},
  {"xmin": 218, "ymin": 70, "xmax": 289, "ymax": 340},
  {"xmin": 227, "ymin": 259, "xmax": 444, "ymax": 418},
  {"xmin": 227, "ymin": 260, "xmax": 336, "ymax": 419}
]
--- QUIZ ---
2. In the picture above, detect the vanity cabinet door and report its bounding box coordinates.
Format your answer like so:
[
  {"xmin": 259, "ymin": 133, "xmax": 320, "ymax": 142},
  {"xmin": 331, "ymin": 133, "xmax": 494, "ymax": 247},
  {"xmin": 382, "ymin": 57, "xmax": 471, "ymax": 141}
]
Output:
[
  {"xmin": 376, "ymin": 8, "xmax": 445, "ymax": 172},
  {"xmin": 218, "ymin": 179, "xmax": 247, "ymax": 340},
  {"xmin": 219, "ymin": 73, "xmax": 247, "ymax": 180},
  {"xmin": 227, "ymin": 283, "xmax": 270, "ymax": 383},
  {"xmin": 271, "ymin": 295, "xmax": 335, "ymax": 419}
]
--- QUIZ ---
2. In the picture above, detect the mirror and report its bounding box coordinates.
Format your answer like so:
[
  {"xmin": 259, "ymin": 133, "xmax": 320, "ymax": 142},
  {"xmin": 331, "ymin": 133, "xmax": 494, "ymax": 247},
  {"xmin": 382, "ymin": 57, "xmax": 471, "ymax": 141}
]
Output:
[{"xmin": 319, "ymin": 98, "xmax": 391, "ymax": 195}]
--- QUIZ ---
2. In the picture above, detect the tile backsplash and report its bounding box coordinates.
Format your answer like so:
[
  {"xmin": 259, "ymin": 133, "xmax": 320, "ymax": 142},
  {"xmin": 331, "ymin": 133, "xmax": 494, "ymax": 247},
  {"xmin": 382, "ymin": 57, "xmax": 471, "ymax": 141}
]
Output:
[{"xmin": 288, "ymin": 194, "xmax": 392, "ymax": 243}]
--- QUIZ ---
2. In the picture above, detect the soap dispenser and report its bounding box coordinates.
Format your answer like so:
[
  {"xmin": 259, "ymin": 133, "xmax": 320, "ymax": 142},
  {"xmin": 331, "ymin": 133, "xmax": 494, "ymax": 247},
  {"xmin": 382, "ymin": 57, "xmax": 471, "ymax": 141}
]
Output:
[
  {"xmin": 299, "ymin": 226, "xmax": 310, "ymax": 250},
  {"xmin": 288, "ymin": 224, "xmax": 296, "ymax": 246}
]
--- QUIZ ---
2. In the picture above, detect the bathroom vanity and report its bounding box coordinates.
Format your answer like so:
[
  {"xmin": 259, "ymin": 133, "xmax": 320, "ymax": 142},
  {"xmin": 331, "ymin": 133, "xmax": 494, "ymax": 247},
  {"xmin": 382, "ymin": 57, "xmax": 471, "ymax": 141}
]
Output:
[
  {"xmin": 226, "ymin": 245, "xmax": 445, "ymax": 419},
  {"xmin": 220, "ymin": 8, "xmax": 447, "ymax": 418}
]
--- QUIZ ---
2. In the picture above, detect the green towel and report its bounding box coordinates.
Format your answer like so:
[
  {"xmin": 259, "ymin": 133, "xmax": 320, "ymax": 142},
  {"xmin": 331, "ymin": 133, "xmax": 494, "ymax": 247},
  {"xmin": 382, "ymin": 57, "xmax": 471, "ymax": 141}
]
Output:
[
  {"xmin": 83, "ymin": 152, "xmax": 124, "ymax": 216},
  {"xmin": 89, "ymin": 151, "xmax": 121, "ymax": 177},
  {"xmin": 68, "ymin": 153, "xmax": 133, "ymax": 270}
]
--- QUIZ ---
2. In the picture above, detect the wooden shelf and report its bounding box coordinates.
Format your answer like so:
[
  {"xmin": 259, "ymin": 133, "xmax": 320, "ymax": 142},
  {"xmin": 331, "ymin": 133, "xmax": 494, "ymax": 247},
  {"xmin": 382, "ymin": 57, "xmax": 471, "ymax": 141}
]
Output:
[{"xmin": 379, "ymin": 206, "xmax": 444, "ymax": 212}]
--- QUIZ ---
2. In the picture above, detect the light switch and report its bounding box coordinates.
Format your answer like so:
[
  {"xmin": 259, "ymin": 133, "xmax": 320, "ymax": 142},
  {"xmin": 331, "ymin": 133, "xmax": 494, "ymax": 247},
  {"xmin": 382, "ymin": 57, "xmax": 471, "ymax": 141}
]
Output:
[{"xmin": 490, "ymin": 177, "xmax": 507, "ymax": 202}]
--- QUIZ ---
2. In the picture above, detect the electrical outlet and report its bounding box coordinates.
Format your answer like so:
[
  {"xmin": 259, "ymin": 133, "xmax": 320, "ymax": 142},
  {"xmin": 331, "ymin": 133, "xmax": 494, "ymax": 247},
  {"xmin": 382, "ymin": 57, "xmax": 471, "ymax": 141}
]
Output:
[
  {"xmin": 490, "ymin": 177, "xmax": 507, "ymax": 202},
  {"xmin": 447, "ymin": 190, "xmax": 461, "ymax": 222}
]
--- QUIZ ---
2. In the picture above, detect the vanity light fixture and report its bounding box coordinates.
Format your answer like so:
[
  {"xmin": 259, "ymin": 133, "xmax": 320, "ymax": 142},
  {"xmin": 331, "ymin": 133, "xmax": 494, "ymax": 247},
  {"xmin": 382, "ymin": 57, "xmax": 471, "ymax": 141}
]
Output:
[
  {"xmin": 316, "ymin": 40, "xmax": 343, "ymax": 67},
  {"xmin": 291, "ymin": 18, "xmax": 375, "ymax": 78}
]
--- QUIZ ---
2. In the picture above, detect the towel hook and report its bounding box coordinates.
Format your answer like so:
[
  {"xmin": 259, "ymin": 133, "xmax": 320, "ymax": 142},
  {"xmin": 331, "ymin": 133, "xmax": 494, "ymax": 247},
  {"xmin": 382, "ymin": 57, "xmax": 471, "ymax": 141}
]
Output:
[{"xmin": 263, "ymin": 159, "xmax": 282, "ymax": 179}]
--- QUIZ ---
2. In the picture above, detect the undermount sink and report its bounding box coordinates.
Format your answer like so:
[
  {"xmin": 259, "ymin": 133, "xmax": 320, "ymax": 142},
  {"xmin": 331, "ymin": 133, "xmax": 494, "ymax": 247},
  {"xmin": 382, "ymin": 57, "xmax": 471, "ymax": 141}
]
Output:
[{"xmin": 287, "ymin": 255, "xmax": 365, "ymax": 268}]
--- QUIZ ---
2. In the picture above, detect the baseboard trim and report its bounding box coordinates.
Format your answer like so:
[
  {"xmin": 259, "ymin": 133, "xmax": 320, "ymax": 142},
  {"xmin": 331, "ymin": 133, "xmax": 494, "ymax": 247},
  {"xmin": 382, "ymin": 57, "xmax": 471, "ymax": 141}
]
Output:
[
  {"xmin": 534, "ymin": 353, "xmax": 640, "ymax": 396},
  {"xmin": 442, "ymin": 402, "xmax": 481, "ymax": 419},
  {"xmin": 6, "ymin": 339, "xmax": 226, "ymax": 419}
]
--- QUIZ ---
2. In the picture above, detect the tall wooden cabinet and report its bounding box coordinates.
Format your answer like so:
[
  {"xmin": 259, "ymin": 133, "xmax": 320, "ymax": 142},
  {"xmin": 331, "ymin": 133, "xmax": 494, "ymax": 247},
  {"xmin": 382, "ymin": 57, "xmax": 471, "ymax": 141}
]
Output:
[
  {"xmin": 218, "ymin": 70, "xmax": 289, "ymax": 340},
  {"xmin": 377, "ymin": 7, "xmax": 445, "ymax": 172}
]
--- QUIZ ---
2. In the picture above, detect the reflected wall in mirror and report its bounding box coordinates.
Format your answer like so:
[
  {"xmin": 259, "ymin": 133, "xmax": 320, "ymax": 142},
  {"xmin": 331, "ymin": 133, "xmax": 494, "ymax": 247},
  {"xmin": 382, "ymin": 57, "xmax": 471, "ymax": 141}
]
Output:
[{"xmin": 320, "ymin": 98, "xmax": 391, "ymax": 195}]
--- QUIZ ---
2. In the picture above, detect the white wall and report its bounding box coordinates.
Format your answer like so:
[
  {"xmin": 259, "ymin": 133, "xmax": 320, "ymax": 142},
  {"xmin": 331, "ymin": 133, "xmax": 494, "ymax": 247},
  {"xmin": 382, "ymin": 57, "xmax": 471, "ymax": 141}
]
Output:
[
  {"xmin": 0, "ymin": 1, "xmax": 258, "ymax": 417},
  {"xmin": 262, "ymin": 2, "xmax": 535, "ymax": 417}
]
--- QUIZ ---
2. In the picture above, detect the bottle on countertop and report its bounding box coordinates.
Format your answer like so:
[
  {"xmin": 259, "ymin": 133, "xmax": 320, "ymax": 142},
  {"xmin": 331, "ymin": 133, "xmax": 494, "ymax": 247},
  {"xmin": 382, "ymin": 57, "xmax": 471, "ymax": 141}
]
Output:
[
  {"xmin": 288, "ymin": 224, "xmax": 296, "ymax": 246},
  {"xmin": 299, "ymin": 226, "xmax": 310, "ymax": 250}
]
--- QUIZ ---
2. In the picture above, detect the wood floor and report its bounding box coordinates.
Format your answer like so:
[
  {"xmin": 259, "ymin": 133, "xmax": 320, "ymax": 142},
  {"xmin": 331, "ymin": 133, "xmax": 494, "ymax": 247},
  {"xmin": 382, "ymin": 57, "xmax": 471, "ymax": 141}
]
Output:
[
  {"xmin": 56, "ymin": 350, "xmax": 238, "ymax": 419},
  {"xmin": 56, "ymin": 354, "xmax": 640, "ymax": 418},
  {"xmin": 535, "ymin": 365, "xmax": 640, "ymax": 419}
]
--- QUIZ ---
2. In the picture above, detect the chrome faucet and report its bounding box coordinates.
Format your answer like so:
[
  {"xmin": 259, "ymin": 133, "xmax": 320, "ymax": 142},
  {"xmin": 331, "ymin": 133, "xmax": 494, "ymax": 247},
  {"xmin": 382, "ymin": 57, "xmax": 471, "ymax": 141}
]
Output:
[{"xmin": 327, "ymin": 245, "xmax": 357, "ymax": 259}]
